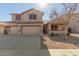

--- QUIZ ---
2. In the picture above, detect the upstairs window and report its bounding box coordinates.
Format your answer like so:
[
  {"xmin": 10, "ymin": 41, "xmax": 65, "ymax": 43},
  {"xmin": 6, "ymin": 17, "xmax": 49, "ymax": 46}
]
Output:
[
  {"xmin": 16, "ymin": 15, "xmax": 21, "ymax": 20},
  {"xmin": 29, "ymin": 14, "xmax": 37, "ymax": 19}
]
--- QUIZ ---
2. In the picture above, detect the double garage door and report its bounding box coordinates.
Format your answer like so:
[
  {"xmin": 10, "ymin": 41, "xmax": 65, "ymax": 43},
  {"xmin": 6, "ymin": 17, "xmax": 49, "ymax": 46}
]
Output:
[
  {"xmin": 22, "ymin": 26, "xmax": 41, "ymax": 36},
  {"xmin": 10, "ymin": 26, "xmax": 41, "ymax": 36}
]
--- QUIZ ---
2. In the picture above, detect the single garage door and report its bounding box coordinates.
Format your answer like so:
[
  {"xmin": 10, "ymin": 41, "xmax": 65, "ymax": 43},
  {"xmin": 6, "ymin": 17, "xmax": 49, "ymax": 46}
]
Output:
[
  {"xmin": 10, "ymin": 27, "xmax": 20, "ymax": 35},
  {"xmin": 0, "ymin": 27, "xmax": 4, "ymax": 34},
  {"xmin": 22, "ymin": 26, "xmax": 41, "ymax": 36}
]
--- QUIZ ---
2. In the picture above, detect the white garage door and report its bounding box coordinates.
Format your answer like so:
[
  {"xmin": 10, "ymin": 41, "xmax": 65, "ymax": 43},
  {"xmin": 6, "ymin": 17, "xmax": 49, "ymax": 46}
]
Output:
[
  {"xmin": 0, "ymin": 28, "xmax": 4, "ymax": 34},
  {"xmin": 22, "ymin": 26, "xmax": 41, "ymax": 36},
  {"xmin": 0, "ymin": 26, "xmax": 6, "ymax": 34},
  {"xmin": 10, "ymin": 27, "xmax": 20, "ymax": 35}
]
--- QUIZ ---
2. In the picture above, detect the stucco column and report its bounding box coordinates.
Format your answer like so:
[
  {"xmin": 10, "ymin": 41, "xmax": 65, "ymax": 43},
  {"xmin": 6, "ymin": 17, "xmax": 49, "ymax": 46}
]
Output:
[
  {"xmin": 18, "ymin": 24, "xmax": 22, "ymax": 35},
  {"xmin": 48, "ymin": 23, "xmax": 51, "ymax": 35},
  {"xmin": 57, "ymin": 25, "xmax": 60, "ymax": 31}
]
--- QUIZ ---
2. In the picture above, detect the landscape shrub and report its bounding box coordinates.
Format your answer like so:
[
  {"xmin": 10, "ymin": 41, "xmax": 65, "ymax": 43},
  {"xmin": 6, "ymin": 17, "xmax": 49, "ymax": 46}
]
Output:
[
  {"xmin": 50, "ymin": 33, "xmax": 54, "ymax": 36},
  {"xmin": 67, "ymin": 33, "xmax": 70, "ymax": 36}
]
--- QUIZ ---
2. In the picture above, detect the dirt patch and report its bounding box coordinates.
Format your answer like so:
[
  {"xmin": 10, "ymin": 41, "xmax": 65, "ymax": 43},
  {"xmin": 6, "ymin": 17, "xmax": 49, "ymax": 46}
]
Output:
[{"xmin": 41, "ymin": 35, "xmax": 79, "ymax": 49}]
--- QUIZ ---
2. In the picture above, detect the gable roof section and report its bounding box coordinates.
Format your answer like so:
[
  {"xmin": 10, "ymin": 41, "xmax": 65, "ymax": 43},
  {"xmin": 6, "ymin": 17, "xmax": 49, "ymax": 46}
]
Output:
[
  {"xmin": 43, "ymin": 20, "xmax": 51, "ymax": 24},
  {"xmin": 47, "ymin": 18, "xmax": 66, "ymax": 25},
  {"xmin": 21, "ymin": 8, "xmax": 43, "ymax": 15},
  {"xmin": 11, "ymin": 8, "xmax": 44, "ymax": 15},
  {"xmin": 47, "ymin": 14, "xmax": 68, "ymax": 25}
]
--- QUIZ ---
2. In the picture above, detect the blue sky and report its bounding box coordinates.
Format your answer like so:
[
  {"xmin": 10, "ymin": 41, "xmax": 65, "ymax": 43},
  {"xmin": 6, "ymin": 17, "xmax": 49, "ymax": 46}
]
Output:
[{"xmin": 0, "ymin": 3, "xmax": 63, "ymax": 21}]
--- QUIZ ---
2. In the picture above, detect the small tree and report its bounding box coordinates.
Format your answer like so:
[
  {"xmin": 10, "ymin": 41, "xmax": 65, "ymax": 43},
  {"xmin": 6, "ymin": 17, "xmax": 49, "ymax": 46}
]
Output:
[{"xmin": 50, "ymin": 3, "xmax": 79, "ymax": 39}]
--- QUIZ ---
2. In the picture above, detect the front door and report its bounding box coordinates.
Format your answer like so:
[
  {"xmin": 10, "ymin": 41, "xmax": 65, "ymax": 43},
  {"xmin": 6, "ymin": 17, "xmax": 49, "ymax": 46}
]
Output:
[{"xmin": 68, "ymin": 28, "xmax": 71, "ymax": 33}]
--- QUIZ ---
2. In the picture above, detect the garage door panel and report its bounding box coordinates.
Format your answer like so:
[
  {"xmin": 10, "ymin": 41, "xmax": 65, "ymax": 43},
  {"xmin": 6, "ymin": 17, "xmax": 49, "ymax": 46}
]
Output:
[
  {"xmin": 10, "ymin": 27, "xmax": 20, "ymax": 35},
  {"xmin": 22, "ymin": 26, "xmax": 40, "ymax": 35}
]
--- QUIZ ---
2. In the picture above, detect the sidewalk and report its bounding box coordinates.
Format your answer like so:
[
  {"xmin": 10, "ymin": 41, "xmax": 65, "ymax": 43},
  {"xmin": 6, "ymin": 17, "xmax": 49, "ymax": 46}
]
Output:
[
  {"xmin": 0, "ymin": 49, "xmax": 79, "ymax": 56},
  {"xmin": 70, "ymin": 34, "xmax": 79, "ymax": 38},
  {"xmin": 46, "ymin": 49, "xmax": 79, "ymax": 56}
]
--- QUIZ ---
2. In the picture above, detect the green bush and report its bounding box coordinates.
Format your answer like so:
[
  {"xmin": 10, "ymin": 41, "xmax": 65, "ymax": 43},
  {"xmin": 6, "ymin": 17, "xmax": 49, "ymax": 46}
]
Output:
[
  {"xmin": 55, "ymin": 34, "xmax": 59, "ymax": 36},
  {"xmin": 50, "ymin": 33, "xmax": 54, "ymax": 36},
  {"xmin": 67, "ymin": 33, "xmax": 70, "ymax": 36}
]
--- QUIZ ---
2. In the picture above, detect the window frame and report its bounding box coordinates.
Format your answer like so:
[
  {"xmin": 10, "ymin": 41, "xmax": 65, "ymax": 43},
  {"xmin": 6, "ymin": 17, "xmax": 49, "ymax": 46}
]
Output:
[
  {"xmin": 16, "ymin": 15, "xmax": 21, "ymax": 20},
  {"xmin": 29, "ymin": 14, "xmax": 37, "ymax": 20}
]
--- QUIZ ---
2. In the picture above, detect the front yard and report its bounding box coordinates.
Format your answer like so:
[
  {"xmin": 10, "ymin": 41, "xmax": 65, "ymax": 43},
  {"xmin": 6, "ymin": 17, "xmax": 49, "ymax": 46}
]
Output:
[{"xmin": 42, "ymin": 34, "xmax": 79, "ymax": 49}]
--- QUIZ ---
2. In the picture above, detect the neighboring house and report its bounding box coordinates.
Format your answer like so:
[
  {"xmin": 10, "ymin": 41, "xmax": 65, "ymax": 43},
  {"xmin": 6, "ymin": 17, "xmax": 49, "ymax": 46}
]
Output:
[
  {"xmin": 0, "ymin": 8, "xmax": 43, "ymax": 36},
  {"xmin": 45, "ymin": 13, "xmax": 79, "ymax": 35},
  {"xmin": 46, "ymin": 19, "xmax": 66, "ymax": 35},
  {"xmin": 68, "ymin": 13, "xmax": 79, "ymax": 33},
  {"xmin": 0, "ymin": 22, "xmax": 9, "ymax": 34}
]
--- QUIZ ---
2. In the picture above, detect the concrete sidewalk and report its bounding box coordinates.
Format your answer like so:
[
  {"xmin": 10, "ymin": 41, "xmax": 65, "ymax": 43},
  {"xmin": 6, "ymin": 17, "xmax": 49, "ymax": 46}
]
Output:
[
  {"xmin": 39, "ymin": 49, "xmax": 79, "ymax": 56},
  {"xmin": 48, "ymin": 49, "xmax": 79, "ymax": 56},
  {"xmin": 70, "ymin": 34, "xmax": 79, "ymax": 38},
  {"xmin": 0, "ymin": 49, "xmax": 79, "ymax": 56}
]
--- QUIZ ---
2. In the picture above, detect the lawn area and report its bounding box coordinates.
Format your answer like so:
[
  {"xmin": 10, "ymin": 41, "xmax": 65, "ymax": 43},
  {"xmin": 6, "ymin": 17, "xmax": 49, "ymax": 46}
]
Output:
[{"xmin": 42, "ymin": 34, "xmax": 79, "ymax": 49}]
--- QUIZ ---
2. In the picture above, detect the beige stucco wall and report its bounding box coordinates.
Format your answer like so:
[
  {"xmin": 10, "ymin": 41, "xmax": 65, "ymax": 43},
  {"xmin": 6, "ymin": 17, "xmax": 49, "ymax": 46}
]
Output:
[
  {"xmin": 59, "ymin": 14, "xmax": 79, "ymax": 33},
  {"xmin": 68, "ymin": 15, "xmax": 79, "ymax": 33},
  {"xmin": 47, "ymin": 23, "xmax": 51, "ymax": 32},
  {"xmin": 11, "ymin": 15, "xmax": 17, "ymax": 22},
  {"xmin": 11, "ymin": 9, "xmax": 43, "ymax": 22},
  {"xmin": 0, "ymin": 26, "xmax": 5, "ymax": 34},
  {"xmin": 21, "ymin": 9, "xmax": 43, "ymax": 22}
]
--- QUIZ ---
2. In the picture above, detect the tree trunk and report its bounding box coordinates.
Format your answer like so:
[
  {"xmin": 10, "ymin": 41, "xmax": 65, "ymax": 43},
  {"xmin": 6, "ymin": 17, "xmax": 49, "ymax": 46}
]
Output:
[{"xmin": 64, "ymin": 24, "xmax": 68, "ymax": 39}]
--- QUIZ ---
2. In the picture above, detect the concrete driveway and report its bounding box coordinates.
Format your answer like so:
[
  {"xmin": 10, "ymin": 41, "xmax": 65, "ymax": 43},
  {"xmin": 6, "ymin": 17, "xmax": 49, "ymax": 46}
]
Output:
[
  {"xmin": 1, "ymin": 35, "xmax": 79, "ymax": 56},
  {"xmin": 0, "ymin": 35, "xmax": 41, "ymax": 49},
  {"xmin": 0, "ymin": 35, "xmax": 42, "ymax": 56}
]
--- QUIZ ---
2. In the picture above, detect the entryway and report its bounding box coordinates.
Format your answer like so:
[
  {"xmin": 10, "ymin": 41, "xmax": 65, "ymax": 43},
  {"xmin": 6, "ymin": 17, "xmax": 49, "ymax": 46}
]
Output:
[{"xmin": 68, "ymin": 28, "xmax": 72, "ymax": 33}]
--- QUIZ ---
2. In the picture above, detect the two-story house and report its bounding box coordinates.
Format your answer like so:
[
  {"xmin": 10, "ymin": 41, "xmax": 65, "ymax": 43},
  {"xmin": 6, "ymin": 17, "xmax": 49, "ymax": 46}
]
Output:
[{"xmin": 0, "ymin": 8, "xmax": 43, "ymax": 36}]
